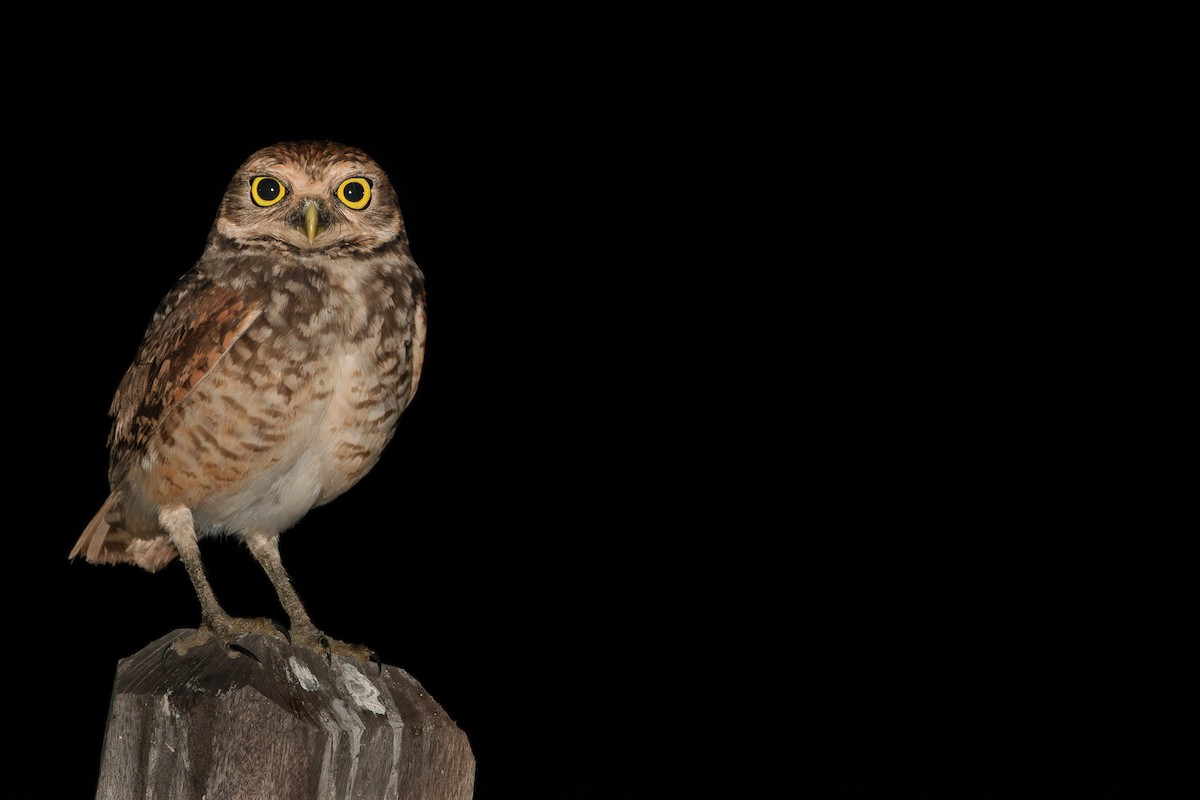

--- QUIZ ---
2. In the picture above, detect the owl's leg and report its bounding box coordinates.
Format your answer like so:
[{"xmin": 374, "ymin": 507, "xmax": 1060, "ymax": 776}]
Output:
[
  {"xmin": 246, "ymin": 531, "xmax": 376, "ymax": 663},
  {"xmin": 158, "ymin": 505, "xmax": 284, "ymax": 655}
]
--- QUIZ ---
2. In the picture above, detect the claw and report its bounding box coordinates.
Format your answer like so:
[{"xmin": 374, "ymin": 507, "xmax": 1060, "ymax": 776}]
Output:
[
  {"xmin": 272, "ymin": 619, "xmax": 291, "ymax": 644},
  {"xmin": 228, "ymin": 642, "xmax": 262, "ymax": 664},
  {"xmin": 368, "ymin": 649, "xmax": 383, "ymax": 676},
  {"xmin": 160, "ymin": 644, "xmax": 173, "ymax": 671},
  {"xmin": 319, "ymin": 635, "xmax": 332, "ymax": 666}
]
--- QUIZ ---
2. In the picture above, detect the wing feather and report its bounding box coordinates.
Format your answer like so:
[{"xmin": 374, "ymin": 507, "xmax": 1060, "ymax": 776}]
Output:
[
  {"xmin": 107, "ymin": 271, "xmax": 264, "ymax": 483},
  {"xmin": 406, "ymin": 291, "xmax": 427, "ymax": 407}
]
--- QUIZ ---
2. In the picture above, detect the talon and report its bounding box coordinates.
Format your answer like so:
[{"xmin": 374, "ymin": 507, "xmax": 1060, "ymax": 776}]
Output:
[
  {"xmin": 369, "ymin": 650, "xmax": 382, "ymax": 676},
  {"xmin": 160, "ymin": 644, "xmax": 173, "ymax": 671},
  {"xmin": 319, "ymin": 635, "xmax": 333, "ymax": 665},
  {"xmin": 272, "ymin": 619, "xmax": 291, "ymax": 644},
  {"xmin": 228, "ymin": 642, "xmax": 262, "ymax": 664}
]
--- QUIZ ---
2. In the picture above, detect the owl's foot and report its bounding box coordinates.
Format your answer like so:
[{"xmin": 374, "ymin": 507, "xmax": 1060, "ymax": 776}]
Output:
[
  {"xmin": 169, "ymin": 614, "xmax": 290, "ymax": 658},
  {"xmin": 289, "ymin": 623, "xmax": 379, "ymax": 669}
]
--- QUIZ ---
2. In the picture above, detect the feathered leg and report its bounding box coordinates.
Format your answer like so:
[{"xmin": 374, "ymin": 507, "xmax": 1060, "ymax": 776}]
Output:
[
  {"xmin": 246, "ymin": 530, "xmax": 375, "ymax": 662},
  {"xmin": 158, "ymin": 505, "xmax": 282, "ymax": 654}
]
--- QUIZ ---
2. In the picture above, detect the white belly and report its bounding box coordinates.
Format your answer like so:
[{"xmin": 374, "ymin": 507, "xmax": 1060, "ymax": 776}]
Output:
[{"xmin": 190, "ymin": 345, "xmax": 398, "ymax": 537}]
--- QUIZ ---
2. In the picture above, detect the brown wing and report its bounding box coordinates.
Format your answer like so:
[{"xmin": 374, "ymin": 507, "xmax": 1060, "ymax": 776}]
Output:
[
  {"xmin": 406, "ymin": 289, "xmax": 428, "ymax": 408},
  {"xmin": 108, "ymin": 270, "xmax": 264, "ymax": 483}
]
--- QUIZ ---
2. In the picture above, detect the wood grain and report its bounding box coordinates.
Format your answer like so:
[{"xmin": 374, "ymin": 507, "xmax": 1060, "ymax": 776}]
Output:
[{"xmin": 93, "ymin": 630, "xmax": 474, "ymax": 799}]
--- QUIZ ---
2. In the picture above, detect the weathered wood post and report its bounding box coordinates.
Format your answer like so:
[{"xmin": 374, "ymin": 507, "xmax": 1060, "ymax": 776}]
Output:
[{"xmin": 93, "ymin": 629, "xmax": 475, "ymax": 799}]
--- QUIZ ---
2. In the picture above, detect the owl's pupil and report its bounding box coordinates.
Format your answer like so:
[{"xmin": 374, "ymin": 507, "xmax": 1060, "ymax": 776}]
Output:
[
  {"xmin": 344, "ymin": 182, "xmax": 364, "ymax": 202},
  {"xmin": 258, "ymin": 179, "xmax": 280, "ymax": 200}
]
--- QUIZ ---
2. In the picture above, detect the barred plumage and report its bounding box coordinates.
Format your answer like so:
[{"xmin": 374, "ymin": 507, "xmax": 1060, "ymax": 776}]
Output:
[{"xmin": 71, "ymin": 141, "xmax": 427, "ymax": 660}]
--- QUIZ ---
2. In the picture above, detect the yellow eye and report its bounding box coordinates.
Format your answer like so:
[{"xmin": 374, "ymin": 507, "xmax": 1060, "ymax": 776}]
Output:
[
  {"xmin": 250, "ymin": 176, "xmax": 286, "ymax": 207},
  {"xmin": 336, "ymin": 177, "xmax": 372, "ymax": 210}
]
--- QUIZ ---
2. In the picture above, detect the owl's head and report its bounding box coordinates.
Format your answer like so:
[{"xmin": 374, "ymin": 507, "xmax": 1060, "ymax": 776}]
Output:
[{"xmin": 211, "ymin": 141, "xmax": 408, "ymax": 255}]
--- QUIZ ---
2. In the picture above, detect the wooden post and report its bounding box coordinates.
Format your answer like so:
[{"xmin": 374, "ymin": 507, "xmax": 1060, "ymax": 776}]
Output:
[{"xmin": 93, "ymin": 629, "xmax": 475, "ymax": 799}]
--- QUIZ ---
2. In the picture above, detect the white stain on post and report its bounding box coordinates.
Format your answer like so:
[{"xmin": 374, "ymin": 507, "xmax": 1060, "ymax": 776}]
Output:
[
  {"xmin": 288, "ymin": 656, "xmax": 321, "ymax": 691},
  {"xmin": 338, "ymin": 662, "xmax": 386, "ymax": 715}
]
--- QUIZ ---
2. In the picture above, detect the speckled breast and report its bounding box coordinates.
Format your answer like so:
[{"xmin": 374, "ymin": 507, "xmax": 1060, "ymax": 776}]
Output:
[{"xmin": 131, "ymin": 256, "xmax": 421, "ymax": 537}]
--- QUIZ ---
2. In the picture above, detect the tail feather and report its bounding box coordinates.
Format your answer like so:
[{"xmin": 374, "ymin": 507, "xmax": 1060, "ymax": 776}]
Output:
[
  {"xmin": 70, "ymin": 495, "xmax": 116, "ymax": 563},
  {"xmin": 71, "ymin": 494, "xmax": 178, "ymax": 572}
]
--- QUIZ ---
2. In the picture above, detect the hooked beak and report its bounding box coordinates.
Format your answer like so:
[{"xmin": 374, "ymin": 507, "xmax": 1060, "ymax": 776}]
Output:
[{"xmin": 303, "ymin": 200, "xmax": 321, "ymax": 242}]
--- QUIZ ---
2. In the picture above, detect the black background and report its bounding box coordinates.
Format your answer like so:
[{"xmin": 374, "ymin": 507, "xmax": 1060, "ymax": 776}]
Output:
[{"xmin": 7, "ymin": 11, "xmax": 1192, "ymax": 796}]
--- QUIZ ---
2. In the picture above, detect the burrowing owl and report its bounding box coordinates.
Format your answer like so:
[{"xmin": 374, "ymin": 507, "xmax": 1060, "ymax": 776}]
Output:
[{"xmin": 71, "ymin": 141, "xmax": 426, "ymax": 660}]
